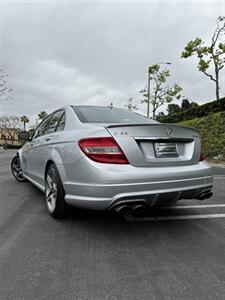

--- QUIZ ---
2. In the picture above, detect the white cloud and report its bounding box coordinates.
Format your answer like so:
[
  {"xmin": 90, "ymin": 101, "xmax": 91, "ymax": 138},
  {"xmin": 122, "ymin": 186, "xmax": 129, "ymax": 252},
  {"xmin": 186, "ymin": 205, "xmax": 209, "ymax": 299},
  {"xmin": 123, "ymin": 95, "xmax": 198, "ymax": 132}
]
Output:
[
  {"xmin": 1, "ymin": 59, "xmax": 142, "ymax": 124},
  {"xmin": 0, "ymin": 0, "xmax": 224, "ymax": 126}
]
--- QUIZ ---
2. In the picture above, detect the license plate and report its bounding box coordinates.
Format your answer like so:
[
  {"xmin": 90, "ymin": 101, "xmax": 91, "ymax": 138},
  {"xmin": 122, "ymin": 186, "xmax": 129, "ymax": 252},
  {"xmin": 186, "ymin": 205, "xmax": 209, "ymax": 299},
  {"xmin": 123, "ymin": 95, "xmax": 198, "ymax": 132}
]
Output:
[{"xmin": 154, "ymin": 142, "xmax": 178, "ymax": 158}]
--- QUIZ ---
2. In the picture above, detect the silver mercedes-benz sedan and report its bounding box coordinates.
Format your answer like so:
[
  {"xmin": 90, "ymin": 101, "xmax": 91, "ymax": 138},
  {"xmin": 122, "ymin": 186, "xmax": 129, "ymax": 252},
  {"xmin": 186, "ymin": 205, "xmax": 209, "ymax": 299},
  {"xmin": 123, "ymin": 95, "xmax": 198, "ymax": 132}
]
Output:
[{"xmin": 11, "ymin": 105, "xmax": 213, "ymax": 218}]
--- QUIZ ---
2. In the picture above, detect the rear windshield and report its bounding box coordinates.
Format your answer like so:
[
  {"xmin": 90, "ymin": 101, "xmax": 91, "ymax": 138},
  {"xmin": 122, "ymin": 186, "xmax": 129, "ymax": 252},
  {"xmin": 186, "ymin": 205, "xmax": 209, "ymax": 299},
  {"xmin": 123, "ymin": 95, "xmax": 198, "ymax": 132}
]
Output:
[{"xmin": 73, "ymin": 106, "xmax": 157, "ymax": 124}]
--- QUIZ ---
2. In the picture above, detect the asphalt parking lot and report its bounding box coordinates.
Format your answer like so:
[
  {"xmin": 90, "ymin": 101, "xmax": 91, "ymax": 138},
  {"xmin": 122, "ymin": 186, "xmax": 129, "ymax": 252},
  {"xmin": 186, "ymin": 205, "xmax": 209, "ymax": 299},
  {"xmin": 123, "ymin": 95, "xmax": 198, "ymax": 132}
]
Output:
[{"xmin": 0, "ymin": 150, "xmax": 225, "ymax": 300}]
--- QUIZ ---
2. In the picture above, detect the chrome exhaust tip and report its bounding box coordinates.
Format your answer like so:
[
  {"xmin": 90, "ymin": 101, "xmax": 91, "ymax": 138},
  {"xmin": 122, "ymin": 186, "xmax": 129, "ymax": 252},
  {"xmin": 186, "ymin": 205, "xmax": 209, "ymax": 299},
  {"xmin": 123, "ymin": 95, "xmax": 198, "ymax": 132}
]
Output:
[
  {"xmin": 131, "ymin": 204, "xmax": 146, "ymax": 214},
  {"xmin": 114, "ymin": 205, "xmax": 130, "ymax": 214},
  {"xmin": 197, "ymin": 191, "xmax": 213, "ymax": 200},
  {"xmin": 205, "ymin": 192, "xmax": 213, "ymax": 199}
]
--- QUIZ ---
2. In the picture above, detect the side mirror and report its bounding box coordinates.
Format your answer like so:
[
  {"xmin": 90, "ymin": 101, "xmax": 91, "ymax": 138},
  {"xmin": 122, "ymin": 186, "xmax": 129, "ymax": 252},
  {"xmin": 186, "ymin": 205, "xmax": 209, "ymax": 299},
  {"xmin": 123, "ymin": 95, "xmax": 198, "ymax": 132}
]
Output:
[{"xmin": 19, "ymin": 131, "xmax": 30, "ymax": 141}]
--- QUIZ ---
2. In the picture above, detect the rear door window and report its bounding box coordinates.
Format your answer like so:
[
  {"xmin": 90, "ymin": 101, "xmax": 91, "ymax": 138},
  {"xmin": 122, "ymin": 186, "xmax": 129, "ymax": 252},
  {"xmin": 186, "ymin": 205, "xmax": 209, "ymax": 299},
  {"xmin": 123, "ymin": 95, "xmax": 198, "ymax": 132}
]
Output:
[
  {"xmin": 33, "ymin": 114, "xmax": 53, "ymax": 139},
  {"xmin": 45, "ymin": 110, "xmax": 64, "ymax": 135},
  {"xmin": 56, "ymin": 113, "xmax": 66, "ymax": 132}
]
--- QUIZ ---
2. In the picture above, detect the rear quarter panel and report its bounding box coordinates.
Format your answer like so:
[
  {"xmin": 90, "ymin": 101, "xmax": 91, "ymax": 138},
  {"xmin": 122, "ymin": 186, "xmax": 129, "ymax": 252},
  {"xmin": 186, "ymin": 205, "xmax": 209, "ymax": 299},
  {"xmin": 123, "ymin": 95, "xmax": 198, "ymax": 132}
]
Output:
[{"xmin": 50, "ymin": 126, "xmax": 112, "ymax": 184}]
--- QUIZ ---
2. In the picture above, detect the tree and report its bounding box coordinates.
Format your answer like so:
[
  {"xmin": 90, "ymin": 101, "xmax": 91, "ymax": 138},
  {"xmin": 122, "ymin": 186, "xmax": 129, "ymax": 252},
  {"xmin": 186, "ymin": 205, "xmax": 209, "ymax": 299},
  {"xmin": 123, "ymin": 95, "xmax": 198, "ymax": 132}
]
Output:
[
  {"xmin": 156, "ymin": 111, "xmax": 166, "ymax": 121},
  {"xmin": 0, "ymin": 69, "xmax": 12, "ymax": 103},
  {"xmin": 20, "ymin": 116, "xmax": 29, "ymax": 131},
  {"xmin": 181, "ymin": 99, "xmax": 198, "ymax": 111},
  {"xmin": 125, "ymin": 97, "xmax": 138, "ymax": 111},
  {"xmin": 181, "ymin": 99, "xmax": 191, "ymax": 110},
  {"xmin": 181, "ymin": 16, "xmax": 225, "ymax": 101},
  {"xmin": 38, "ymin": 111, "xmax": 48, "ymax": 121},
  {"xmin": 167, "ymin": 103, "xmax": 181, "ymax": 115},
  {"xmin": 140, "ymin": 64, "xmax": 182, "ymax": 119}
]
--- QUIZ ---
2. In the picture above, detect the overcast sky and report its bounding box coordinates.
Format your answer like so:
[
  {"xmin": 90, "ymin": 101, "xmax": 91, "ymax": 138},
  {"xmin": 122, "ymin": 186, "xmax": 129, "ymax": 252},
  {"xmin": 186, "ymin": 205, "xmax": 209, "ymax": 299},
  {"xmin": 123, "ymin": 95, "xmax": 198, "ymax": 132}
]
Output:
[{"xmin": 0, "ymin": 0, "xmax": 224, "ymax": 125}]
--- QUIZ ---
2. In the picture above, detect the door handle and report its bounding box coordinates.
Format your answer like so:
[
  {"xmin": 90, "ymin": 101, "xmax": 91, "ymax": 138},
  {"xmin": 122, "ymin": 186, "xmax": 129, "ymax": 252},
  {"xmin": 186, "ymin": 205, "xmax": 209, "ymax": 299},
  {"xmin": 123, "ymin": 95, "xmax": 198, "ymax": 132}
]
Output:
[{"xmin": 45, "ymin": 137, "xmax": 52, "ymax": 142}]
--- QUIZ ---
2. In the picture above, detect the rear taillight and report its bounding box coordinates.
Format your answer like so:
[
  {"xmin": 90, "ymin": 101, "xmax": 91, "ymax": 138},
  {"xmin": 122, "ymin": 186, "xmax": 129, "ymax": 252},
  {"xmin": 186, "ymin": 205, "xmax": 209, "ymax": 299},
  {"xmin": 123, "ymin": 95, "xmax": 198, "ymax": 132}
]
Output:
[
  {"xmin": 200, "ymin": 146, "xmax": 206, "ymax": 161},
  {"xmin": 78, "ymin": 137, "xmax": 129, "ymax": 164}
]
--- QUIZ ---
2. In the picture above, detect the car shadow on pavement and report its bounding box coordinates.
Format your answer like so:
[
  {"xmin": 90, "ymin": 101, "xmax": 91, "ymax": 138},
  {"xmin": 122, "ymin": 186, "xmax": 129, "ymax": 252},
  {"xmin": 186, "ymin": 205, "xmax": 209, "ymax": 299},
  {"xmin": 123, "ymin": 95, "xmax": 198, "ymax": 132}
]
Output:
[
  {"xmin": 8, "ymin": 179, "xmax": 220, "ymax": 242},
  {"xmin": 64, "ymin": 206, "xmax": 198, "ymax": 234}
]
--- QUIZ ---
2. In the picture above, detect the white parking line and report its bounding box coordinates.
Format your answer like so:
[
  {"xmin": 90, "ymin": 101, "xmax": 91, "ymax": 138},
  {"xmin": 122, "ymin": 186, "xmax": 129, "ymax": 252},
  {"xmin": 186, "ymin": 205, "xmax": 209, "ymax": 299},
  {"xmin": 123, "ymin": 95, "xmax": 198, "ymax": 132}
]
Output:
[
  {"xmin": 125, "ymin": 213, "xmax": 225, "ymax": 222},
  {"xmin": 158, "ymin": 204, "xmax": 225, "ymax": 210},
  {"xmin": 214, "ymin": 175, "xmax": 225, "ymax": 179}
]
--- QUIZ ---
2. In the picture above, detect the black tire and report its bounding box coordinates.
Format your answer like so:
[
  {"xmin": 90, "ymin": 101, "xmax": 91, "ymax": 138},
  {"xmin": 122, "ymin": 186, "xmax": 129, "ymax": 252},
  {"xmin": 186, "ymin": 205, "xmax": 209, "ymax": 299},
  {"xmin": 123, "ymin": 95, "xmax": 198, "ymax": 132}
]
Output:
[
  {"xmin": 11, "ymin": 155, "xmax": 27, "ymax": 182},
  {"xmin": 45, "ymin": 163, "xmax": 68, "ymax": 219}
]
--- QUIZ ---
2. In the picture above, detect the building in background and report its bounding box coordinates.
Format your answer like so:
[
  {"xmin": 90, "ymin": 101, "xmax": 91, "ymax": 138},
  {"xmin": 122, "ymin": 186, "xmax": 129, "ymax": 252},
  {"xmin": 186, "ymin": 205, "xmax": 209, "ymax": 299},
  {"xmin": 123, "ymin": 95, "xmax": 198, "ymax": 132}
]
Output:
[{"xmin": 0, "ymin": 128, "xmax": 22, "ymax": 147}]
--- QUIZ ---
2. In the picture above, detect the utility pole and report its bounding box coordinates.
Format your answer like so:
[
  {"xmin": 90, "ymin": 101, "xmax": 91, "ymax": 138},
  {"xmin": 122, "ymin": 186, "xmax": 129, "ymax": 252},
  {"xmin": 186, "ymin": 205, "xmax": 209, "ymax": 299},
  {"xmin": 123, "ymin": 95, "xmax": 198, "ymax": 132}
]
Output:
[{"xmin": 147, "ymin": 68, "xmax": 150, "ymax": 118}]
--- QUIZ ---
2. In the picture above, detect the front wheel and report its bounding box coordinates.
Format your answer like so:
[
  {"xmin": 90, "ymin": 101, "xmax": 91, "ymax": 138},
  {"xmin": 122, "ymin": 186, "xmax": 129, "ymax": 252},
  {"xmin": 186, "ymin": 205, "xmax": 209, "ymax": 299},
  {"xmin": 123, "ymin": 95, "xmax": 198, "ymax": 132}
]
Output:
[
  {"xmin": 45, "ymin": 163, "xmax": 68, "ymax": 219},
  {"xmin": 11, "ymin": 155, "xmax": 27, "ymax": 182}
]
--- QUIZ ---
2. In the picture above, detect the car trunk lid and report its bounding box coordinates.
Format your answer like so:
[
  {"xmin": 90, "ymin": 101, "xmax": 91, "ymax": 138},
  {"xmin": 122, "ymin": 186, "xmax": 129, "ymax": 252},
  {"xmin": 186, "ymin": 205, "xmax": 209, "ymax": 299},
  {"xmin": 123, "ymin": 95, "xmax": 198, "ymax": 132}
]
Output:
[{"xmin": 105, "ymin": 123, "xmax": 201, "ymax": 167}]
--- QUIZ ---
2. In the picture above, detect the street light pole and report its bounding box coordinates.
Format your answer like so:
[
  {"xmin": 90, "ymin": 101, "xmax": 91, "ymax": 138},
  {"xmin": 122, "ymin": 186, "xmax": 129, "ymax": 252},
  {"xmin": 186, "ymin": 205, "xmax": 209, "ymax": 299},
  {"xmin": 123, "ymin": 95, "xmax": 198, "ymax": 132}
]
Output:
[
  {"xmin": 147, "ymin": 61, "xmax": 171, "ymax": 118},
  {"xmin": 147, "ymin": 67, "xmax": 150, "ymax": 118}
]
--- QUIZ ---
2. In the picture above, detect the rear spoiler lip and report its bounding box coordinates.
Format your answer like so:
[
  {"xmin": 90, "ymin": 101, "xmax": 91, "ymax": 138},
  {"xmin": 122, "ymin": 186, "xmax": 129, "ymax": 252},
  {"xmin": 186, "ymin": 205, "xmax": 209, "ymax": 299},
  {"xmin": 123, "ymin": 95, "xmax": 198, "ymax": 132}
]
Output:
[
  {"xmin": 105, "ymin": 123, "xmax": 199, "ymax": 133},
  {"xmin": 134, "ymin": 137, "xmax": 194, "ymax": 143},
  {"xmin": 105, "ymin": 123, "xmax": 156, "ymax": 128}
]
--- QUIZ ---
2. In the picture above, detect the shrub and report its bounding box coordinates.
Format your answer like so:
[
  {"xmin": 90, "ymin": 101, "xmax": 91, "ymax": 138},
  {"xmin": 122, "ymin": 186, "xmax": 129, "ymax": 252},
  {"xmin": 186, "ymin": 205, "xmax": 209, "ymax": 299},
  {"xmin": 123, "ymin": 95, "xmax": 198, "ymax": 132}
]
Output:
[
  {"xmin": 180, "ymin": 112, "xmax": 225, "ymax": 159},
  {"xmin": 159, "ymin": 97, "xmax": 225, "ymax": 123}
]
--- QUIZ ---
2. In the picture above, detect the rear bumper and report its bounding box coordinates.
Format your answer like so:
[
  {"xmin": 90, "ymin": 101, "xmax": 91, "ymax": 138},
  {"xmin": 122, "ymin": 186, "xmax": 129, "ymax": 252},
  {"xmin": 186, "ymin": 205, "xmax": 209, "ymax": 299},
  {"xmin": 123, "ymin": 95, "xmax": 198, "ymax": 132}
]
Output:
[{"xmin": 62, "ymin": 159, "xmax": 213, "ymax": 210}]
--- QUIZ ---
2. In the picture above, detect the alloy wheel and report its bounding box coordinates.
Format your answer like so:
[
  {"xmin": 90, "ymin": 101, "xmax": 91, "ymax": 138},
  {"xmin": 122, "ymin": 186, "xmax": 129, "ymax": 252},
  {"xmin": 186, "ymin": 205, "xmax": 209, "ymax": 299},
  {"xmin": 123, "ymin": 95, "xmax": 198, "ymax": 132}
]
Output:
[
  {"xmin": 45, "ymin": 167, "xmax": 58, "ymax": 213},
  {"xmin": 11, "ymin": 156, "xmax": 26, "ymax": 182}
]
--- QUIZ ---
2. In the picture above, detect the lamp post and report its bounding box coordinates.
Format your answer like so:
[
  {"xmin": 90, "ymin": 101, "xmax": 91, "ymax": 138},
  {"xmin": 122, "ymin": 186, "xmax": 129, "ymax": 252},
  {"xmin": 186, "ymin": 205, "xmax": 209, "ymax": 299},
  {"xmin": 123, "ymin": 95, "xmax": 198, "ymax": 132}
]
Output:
[{"xmin": 147, "ymin": 61, "xmax": 172, "ymax": 118}]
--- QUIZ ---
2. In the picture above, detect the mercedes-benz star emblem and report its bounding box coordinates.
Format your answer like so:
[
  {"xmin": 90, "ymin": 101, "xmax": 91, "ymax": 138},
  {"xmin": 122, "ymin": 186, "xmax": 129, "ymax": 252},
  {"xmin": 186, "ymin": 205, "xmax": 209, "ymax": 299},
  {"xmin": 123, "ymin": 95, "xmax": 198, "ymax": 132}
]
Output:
[{"xmin": 165, "ymin": 127, "xmax": 173, "ymax": 136}]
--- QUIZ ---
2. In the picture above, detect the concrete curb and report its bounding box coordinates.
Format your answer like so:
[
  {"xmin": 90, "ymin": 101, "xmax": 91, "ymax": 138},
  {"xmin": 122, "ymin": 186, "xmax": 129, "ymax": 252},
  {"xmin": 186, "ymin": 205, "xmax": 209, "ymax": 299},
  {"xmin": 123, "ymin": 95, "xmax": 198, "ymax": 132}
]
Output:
[{"xmin": 209, "ymin": 162, "xmax": 225, "ymax": 168}]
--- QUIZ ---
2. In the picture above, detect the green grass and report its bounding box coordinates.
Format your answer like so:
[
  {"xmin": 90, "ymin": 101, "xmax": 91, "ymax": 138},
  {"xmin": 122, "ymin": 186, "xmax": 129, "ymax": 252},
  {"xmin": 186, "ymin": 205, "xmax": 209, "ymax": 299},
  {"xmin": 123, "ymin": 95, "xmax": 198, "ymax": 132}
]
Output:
[{"xmin": 179, "ymin": 111, "xmax": 225, "ymax": 159}]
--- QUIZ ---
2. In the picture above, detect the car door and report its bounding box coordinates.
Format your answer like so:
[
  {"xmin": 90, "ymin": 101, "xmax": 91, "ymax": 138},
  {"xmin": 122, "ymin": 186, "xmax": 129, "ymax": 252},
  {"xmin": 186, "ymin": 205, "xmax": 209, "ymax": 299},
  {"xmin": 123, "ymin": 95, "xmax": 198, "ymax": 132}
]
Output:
[
  {"xmin": 32, "ymin": 110, "xmax": 65, "ymax": 185},
  {"xmin": 22, "ymin": 114, "xmax": 53, "ymax": 182}
]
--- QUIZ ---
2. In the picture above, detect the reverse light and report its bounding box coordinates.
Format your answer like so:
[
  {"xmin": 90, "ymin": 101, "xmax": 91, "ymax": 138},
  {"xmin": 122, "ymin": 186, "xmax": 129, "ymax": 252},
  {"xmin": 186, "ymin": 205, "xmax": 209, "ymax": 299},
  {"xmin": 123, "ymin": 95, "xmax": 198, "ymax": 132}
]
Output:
[{"xmin": 78, "ymin": 137, "xmax": 129, "ymax": 164}]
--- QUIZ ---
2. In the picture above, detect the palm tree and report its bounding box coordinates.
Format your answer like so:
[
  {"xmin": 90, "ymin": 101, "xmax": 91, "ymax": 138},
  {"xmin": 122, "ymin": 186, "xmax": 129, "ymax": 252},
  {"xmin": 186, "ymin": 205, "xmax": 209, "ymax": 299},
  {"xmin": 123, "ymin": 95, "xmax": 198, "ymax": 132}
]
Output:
[
  {"xmin": 20, "ymin": 116, "xmax": 29, "ymax": 131},
  {"xmin": 38, "ymin": 111, "xmax": 48, "ymax": 121}
]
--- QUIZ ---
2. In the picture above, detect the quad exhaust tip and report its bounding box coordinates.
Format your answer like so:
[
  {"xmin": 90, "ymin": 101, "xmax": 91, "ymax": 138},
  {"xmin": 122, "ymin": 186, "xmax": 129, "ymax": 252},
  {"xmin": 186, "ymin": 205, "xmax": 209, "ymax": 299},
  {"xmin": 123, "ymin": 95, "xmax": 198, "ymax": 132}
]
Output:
[
  {"xmin": 114, "ymin": 203, "xmax": 146, "ymax": 215},
  {"xmin": 131, "ymin": 204, "xmax": 146, "ymax": 214},
  {"xmin": 197, "ymin": 191, "xmax": 213, "ymax": 200},
  {"xmin": 114, "ymin": 191, "xmax": 213, "ymax": 214},
  {"xmin": 114, "ymin": 205, "xmax": 130, "ymax": 214}
]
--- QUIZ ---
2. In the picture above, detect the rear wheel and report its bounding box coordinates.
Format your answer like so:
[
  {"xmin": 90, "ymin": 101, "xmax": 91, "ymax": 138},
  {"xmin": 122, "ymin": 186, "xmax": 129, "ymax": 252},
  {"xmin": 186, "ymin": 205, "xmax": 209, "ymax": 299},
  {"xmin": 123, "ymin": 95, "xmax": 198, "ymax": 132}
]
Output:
[
  {"xmin": 45, "ymin": 163, "xmax": 68, "ymax": 219},
  {"xmin": 11, "ymin": 155, "xmax": 27, "ymax": 182}
]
